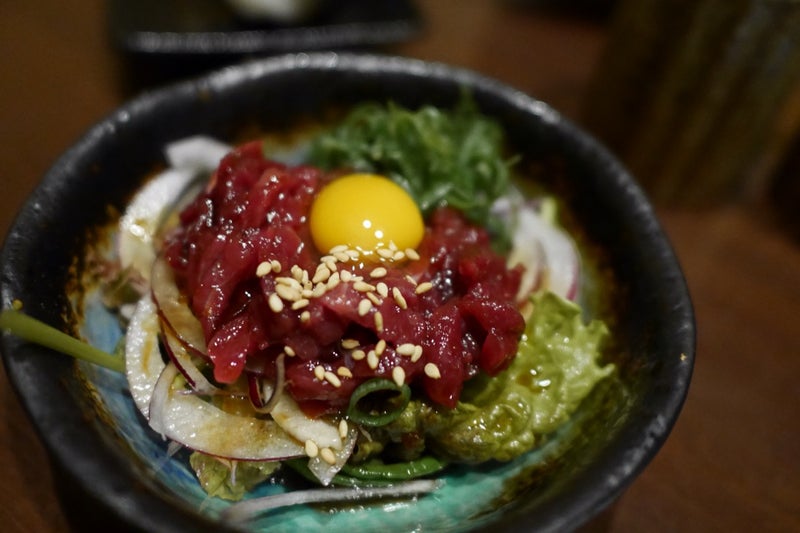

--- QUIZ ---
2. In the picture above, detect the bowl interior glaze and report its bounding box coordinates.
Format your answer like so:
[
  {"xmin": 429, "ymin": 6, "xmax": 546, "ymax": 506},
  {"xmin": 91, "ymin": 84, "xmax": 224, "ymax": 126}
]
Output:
[{"xmin": 0, "ymin": 53, "xmax": 694, "ymax": 533}]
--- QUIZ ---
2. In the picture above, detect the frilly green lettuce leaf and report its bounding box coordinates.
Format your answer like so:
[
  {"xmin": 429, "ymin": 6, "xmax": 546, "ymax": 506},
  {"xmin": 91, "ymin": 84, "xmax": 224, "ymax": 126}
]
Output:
[{"xmin": 382, "ymin": 291, "xmax": 613, "ymax": 464}]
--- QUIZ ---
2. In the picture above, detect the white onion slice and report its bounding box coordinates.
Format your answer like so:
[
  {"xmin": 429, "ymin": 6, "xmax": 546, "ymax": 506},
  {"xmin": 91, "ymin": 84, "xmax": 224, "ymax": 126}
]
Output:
[
  {"xmin": 119, "ymin": 136, "xmax": 231, "ymax": 282},
  {"xmin": 148, "ymin": 362, "xmax": 180, "ymax": 437},
  {"xmin": 118, "ymin": 168, "xmax": 196, "ymax": 281},
  {"xmin": 165, "ymin": 136, "xmax": 231, "ymax": 171},
  {"xmin": 265, "ymin": 385, "xmax": 343, "ymax": 451},
  {"xmin": 125, "ymin": 297, "xmax": 165, "ymax": 418},
  {"xmin": 152, "ymin": 379, "xmax": 306, "ymax": 461},
  {"xmin": 307, "ymin": 428, "xmax": 357, "ymax": 486}
]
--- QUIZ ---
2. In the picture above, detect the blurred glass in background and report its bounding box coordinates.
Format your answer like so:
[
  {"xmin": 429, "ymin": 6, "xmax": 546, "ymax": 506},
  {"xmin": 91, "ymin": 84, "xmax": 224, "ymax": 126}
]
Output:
[{"xmin": 582, "ymin": 0, "xmax": 800, "ymax": 207}]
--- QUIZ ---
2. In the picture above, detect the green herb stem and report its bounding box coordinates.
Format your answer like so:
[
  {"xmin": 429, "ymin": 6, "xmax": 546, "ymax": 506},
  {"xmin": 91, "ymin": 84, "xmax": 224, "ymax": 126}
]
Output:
[
  {"xmin": 0, "ymin": 309, "xmax": 125, "ymax": 373},
  {"xmin": 339, "ymin": 456, "xmax": 447, "ymax": 481}
]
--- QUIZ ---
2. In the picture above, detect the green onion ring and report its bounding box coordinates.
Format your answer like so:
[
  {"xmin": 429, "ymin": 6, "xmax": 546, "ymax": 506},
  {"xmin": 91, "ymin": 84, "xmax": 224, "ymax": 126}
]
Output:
[{"xmin": 346, "ymin": 378, "xmax": 411, "ymax": 427}]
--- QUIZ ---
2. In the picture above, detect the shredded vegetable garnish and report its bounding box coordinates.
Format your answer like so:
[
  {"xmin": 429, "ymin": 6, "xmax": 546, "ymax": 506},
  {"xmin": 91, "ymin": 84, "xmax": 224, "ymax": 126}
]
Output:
[
  {"xmin": 220, "ymin": 479, "xmax": 444, "ymax": 523},
  {"xmin": 0, "ymin": 309, "xmax": 125, "ymax": 373}
]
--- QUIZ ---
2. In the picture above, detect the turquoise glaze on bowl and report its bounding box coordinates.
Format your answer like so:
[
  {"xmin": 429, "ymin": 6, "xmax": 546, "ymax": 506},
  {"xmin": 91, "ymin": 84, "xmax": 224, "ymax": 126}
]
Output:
[{"xmin": 1, "ymin": 53, "xmax": 694, "ymax": 532}]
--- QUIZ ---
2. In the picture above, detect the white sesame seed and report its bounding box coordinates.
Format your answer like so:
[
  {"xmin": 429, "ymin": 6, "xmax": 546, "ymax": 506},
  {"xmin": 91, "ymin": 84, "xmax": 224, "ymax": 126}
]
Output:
[
  {"xmin": 305, "ymin": 439, "xmax": 319, "ymax": 458},
  {"xmin": 275, "ymin": 284, "xmax": 301, "ymax": 302},
  {"xmin": 375, "ymin": 339, "xmax": 386, "ymax": 355},
  {"xmin": 352, "ymin": 349, "xmax": 366, "ymax": 361},
  {"xmin": 341, "ymin": 338, "xmax": 360, "ymax": 349},
  {"xmin": 291, "ymin": 298, "xmax": 310, "ymax": 310},
  {"xmin": 424, "ymin": 363, "xmax": 441, "ymax": 379},
  {"xmin": 312, "ymin": 283, "xmax": 327, "ymax": 298},
  {"xmin": 370, "ymin": 267, "xmax": 387, "ymax": 279},
  {"xmin": 268, "ymin": 293, "xmax": 284, "ymax": 312},
  {"xmin": 324, "ymin": 371, "xmax": 342, "ymax": 388},
  {"xmin": 340, "ymin": 270, "xmax": 353, "ymax": 282},
  {"xmin": 312, "ymin": 265, "xmax": 331, "ymax": 284},
  {"xmin": 323, "ymin": 258, "xmax": 338, "ymax": 272},
  {"xmin": 270, "ymin": 260, "xmax": 282, "ymax": 273},
  {"xmin": 376, "ymin": 282, "xmax": 389, "ymax": 298},
  {"xmin": 393, "ymin": 287, "xmax": 407, "ymax": 309},
  {"xmin": 367, "ymin": 350, "xmax": 379, "ymax": 369},
  {"xmin": 284, "ymin": 345, "xmax": 296, "ymax": 357},
  {"xmin": 374, "ymin": 311, "xmax": 384, "ymax": 332},
  {"xmin": 329, "ymin": 245, "xmax": 348, "ymax": 254},
  {"xmin": 256, "ymin": 261, "xmax": 272, "ymax": 277},
  {"xmin": 291, "ymin": 265, "xmax": 304, "ymax": 281},
  {"xmin": 393, "ymin": 251, "xmax": 405, "ymax": 261},
  {"xmin": 366, "ymin": 292, "xmax": 383, "ymax": 306},
  {"xmin": 377, "ymin": 248, "xmax": 394, "ymax": 259},
  {"xmin": 301, "ymin": 288, "xmax": 314, "ymax": 299},
  {"xmin": 358, "ymin": 298, "xmax": 372, "ymax": 316},
  {"xmin": 327, "ymin": 272, "xmax": 341, "ymax": 290},
  {"xmin": 334, "ymin": 251, "xmax": 350, "ymax": 263},
  {"xmin": 320, "ymin": 447, "xmax": 337, "ymax": 465},
  {"xmin": 415, "ymin": 281, "xmax": 433, "ymax": 294},
  {"xmin": 405, "ymin": 248, "xmax": 420, "ymax": 261},
  {"xmin": 314, "ymin": 365, "xmax": 326, "ymax": 381},
  {"xmin": 353, "ymin": 280, "xmax": 375, "ymax": 292},
  {"xmin": 346, "ymin": 249, "xmax": 360, "ymax": 260},
  {"xmin": 276, "ymin": 276, "xmax": 302, "ymax": 290},
  {"xmin": 411, "ymin": 345, "xmax": 424, "ymax": 363},
  {"xmin": 397, "ymin": 343, "xmax": 416, "ymax": 356},
  {"xmin": 300, "ymin": 310, "xmax": 311, "ymax": 323},
  {"xmin": 392, "ymin": 366, "xmax": 406, "ymax": 387},
  {"xmin": 405, "ymin": 275, "xmax": 418, "ymax": 286},
  {"xmin": 338, "ymin": 419, "xmax": 349, "ymax": 439},
  {"xmin": 388, "ymin": 241, "xmax": 398, "ymax": 251},
  {"xmin": 336, "ymin": 366, "xmax": 353, "ymax": 378}
]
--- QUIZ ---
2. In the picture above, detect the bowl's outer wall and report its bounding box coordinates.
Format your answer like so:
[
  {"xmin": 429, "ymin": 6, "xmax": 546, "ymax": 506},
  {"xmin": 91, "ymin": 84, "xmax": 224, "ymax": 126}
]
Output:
[{"xmin": 0, "ymin": 53, "xmax": 694, "ymax": 533}]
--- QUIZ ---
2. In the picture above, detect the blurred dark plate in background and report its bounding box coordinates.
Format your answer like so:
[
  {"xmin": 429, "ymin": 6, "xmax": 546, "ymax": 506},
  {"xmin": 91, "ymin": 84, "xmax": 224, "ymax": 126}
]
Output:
[{"xmin": 108, "ymin": 0, "xmax": 422, "ymax": 57}]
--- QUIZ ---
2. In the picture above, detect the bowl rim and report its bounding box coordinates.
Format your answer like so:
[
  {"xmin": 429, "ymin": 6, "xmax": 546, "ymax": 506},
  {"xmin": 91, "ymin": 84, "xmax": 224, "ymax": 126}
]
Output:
[{"xmin": 0, "ymin": 51, "xmax": 695, "ymax": 533}]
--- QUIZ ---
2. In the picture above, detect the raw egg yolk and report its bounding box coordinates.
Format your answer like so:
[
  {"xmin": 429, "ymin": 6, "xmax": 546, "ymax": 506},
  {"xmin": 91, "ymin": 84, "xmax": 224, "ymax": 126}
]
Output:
[{"xmin": 309, "ymin": 173, "xmax": 424, "ymax": 256}]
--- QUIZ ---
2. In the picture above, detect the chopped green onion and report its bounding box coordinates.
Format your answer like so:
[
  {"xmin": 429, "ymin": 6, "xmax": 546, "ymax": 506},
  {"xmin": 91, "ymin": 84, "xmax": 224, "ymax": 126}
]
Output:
[
  {"xmin": 0, "ymin": 309, "xmax": 125, "ymax": 373},
  {"xmin": 347, "ymin": 378, "xmax": 411, "ymax": 427},
  {"xmin": 340, "ymin": 456, "xmax": 447, "ymax": 481}
]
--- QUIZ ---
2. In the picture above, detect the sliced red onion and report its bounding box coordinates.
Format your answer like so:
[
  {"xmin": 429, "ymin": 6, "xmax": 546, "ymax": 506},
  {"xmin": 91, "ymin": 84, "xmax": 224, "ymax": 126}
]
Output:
[
  {"xmin": 247, "ymin": 354, "xmax": 285, "ymax": 413},
  {"xmin": 508, "ymin": 202, "xmax": 581, "ymax": 301},
  {"xmin": 151, "ymin": 254, "xmax": 207, "ymax": 355},
  {"xmin": 162, "ymin": 328, "xmax": 222, "ymax": 397}
]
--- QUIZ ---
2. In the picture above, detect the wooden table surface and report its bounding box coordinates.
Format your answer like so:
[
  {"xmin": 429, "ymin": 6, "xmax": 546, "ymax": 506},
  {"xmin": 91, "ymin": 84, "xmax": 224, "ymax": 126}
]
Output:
[{"xmin": 1, "ymin": 2, "xmax": 798, "ymax": 531}]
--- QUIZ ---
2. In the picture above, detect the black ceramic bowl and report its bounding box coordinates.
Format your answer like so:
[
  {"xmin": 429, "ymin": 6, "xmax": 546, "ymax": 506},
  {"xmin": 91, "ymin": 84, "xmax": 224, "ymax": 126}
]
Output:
[{"xmin": 0, "ymin": 53, "xmax": 694, "ymax": 532}]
